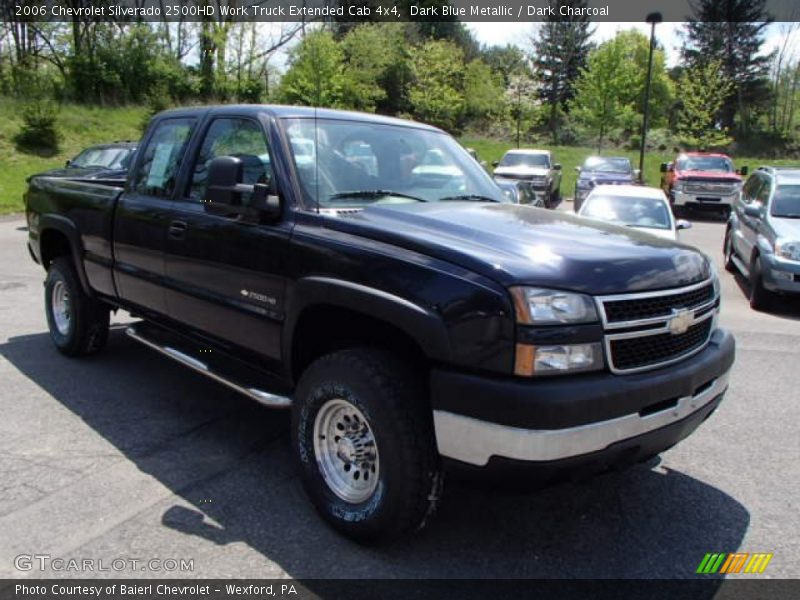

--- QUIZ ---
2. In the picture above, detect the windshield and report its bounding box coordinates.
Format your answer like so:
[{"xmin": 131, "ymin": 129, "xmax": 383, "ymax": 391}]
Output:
[
  {"xmin": 772, "ymin": 185, "xmax": 800, "ymax": 218},
  {"xmin": 581, "ymin": 195, "xmax": 672, "ymax": 230},
  {"xmin": 582, "ymin": 157, "xmax": 631, "ymax": 174},
  {"xmin": 498, "ymin": 152, "xmax": 550, "ymax": 168},
  {"xmin": 283, "ymin": 118, "xmax": 505, "ymax": 208},
  {"xmin": 677, "ymin": 156, "xmax": 733, "ymax": 173},
  {"xmin": 71, "ymin": 146, "xmax": 135, "ymax": 169}
]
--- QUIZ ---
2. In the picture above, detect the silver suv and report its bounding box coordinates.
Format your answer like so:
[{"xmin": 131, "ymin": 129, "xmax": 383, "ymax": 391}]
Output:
[
  {"xmin": 724, "ymin": 166, "xmax": 800, "ymax": 310},
  {"xmin": 492, "ymin": 149, "xmax": 562, "ymax": 208}
]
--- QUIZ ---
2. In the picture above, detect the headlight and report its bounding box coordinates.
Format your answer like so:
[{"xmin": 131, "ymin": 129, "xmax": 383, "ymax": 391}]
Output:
[
  {"xmin": 775, "ymin": 239, "xmax": 800, "ymax": 262},
  {"xmin": 510, "ymin": 287, "xmax": 598, "ymax": 325},
  {"xmin": 515, "ymin": 343, "xmax": 604, "ymax": 376},
  {"xmin": 673, "ymin": 180, "xmax": 686, "ymax": 192}
]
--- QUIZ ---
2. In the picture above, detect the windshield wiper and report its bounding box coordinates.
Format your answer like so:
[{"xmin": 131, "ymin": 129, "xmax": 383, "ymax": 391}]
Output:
[
  {"xmin": 438, "ymin": 194, "xmax": 501, "ymax": 203},
  {"xmin": 328, "ymin": 190, "xmax": 428, "ymax": 202}
]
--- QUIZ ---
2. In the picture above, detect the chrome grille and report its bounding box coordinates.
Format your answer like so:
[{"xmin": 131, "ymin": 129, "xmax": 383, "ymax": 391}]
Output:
[
  {"xmin": 684, "ymin": 182, "xmax": 737, "ymax": 195},
  {"xmin": 597, "ymin": 279, "xmax": 718, "ymax": 374}
]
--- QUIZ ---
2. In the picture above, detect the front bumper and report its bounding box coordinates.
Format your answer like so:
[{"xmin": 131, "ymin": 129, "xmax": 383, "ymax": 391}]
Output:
[
  {"xmin": 673, "ymin": 190, "xmax": 738, "ymax": 208},
  {"xmin": 761, "ymin": 254, "xmax": 800, "ymax": 294},
  {"xmin": 432, "ymin": 328, "xmax": 734, "ymax": 468}
]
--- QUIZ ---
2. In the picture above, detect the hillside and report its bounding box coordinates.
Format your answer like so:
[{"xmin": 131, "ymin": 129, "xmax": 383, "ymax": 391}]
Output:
[{"xmin": 0, "ymin": 99, "xmax": 146, "ymax": 214}]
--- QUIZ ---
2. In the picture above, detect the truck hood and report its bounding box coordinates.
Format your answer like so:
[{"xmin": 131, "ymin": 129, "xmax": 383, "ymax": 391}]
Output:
[
  {"xmin": 771, "ymin": 216, "xmax": 800, "ymax": 239},
  {"xmin": 675, "ymin": 170, "xmax": 741, "ymax": 181},
  {"xmin": 334, "ymin": 203, "xmax": 711, "ymax": 294},
  {"xmin": 493, "ymin": 166, "xmax": 550, "ymax": 178}
]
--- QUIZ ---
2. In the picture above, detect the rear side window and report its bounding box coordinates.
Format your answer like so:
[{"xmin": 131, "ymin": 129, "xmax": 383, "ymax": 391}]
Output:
[{"xmin": 133, "ymin": 118, "xmax": 195, "ymax": 197}]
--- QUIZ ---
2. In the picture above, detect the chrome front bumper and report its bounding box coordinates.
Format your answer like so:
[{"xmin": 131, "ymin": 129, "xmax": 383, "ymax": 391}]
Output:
[{"xmin": 433, "ymin": 369, "xmax": 730, "ymax": 467}]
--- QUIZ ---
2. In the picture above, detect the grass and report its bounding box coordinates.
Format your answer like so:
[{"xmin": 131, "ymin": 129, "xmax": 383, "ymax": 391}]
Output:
[
  {"xmin": 2, "ymin": 97, "xmax": 799, "ymax": 214},
  {"xmin": 0, "ymin": 98, "xmax": 146, "ymax": 214},
  {"xmin": 461, "ymin": 137, "xmax": 800, "ymax": 200}
]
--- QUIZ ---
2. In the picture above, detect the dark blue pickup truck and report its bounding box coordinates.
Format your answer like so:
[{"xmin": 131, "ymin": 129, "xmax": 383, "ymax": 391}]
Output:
[{"xmin": 24, "ymin": 105, "xmax": 735, "ymax": 540}]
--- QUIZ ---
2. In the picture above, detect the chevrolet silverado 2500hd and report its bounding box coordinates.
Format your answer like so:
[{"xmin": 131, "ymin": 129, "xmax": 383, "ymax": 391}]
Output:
[{"xmin": 25, "ymin": 106, "xmax": 735, "ymax": 540}]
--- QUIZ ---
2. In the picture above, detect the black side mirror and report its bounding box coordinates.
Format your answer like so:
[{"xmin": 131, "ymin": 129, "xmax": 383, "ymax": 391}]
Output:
[
  {"xmin": 492, "ymin": 160, "xmax": 500, "ymax": 168},
  {"xmin": 659, "ymin": 162, "xmax": 668, "ymax": 173},
  {"xmin": 205, "ymin": 156, "xmax": 280, "ymax": 219},
  {"xmin": 743, "ymin": 203, "xmax": 762, "ymax": 218},
  {"xmin": 65, "ymin": 159, "xmax": 71, "ymax": 168},
  {"xmin": 740, "ymin": 166, "xmax": 749, "ymax": 176},
  {"xmin": 553, "ymin": 163, "xmax": 562, "ymax": 170}
]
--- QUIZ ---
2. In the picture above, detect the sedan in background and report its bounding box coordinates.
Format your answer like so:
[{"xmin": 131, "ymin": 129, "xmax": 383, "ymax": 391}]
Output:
[
  {"xmin": 494, "ymin": 178, "xmax": 545, "ymax": 207},
  {"xmin": 577, "ymin": 184, "xmax": 691, "ymax": 241},
  {"xmin": 573, "ymin": 156, "xmax": 639, "ymax": 212},
  {"xmin": 33, "ymin": 141, "xmax": 138, "ymax": 181}
]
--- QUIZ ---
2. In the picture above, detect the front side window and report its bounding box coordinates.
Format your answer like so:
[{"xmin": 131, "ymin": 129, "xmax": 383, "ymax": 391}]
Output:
[
  {"xmin": 188, "ymin": 118, "xmax": 271, "ymax": 203},
  {"xmin": 283, "ymin": 118, "xmax": 504, "ymax": 208},
  {"xmin": 742, "ymin": 175, "xmax": 763, "ymax": 201},
  {"xmin": 133, "ymin": 119, "xmax": 195, "ymax": 197}
]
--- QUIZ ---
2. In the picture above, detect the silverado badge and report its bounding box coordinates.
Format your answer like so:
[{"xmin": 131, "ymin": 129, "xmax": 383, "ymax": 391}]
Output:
[{"xmin": 668, "ymin": 308, "xmax": 694, "ymax": 335}]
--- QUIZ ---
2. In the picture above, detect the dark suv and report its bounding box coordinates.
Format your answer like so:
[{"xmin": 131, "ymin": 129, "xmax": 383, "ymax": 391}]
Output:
[{"xmin": 724, "ymin": 166, "xmax": 800, "ymax": 310}]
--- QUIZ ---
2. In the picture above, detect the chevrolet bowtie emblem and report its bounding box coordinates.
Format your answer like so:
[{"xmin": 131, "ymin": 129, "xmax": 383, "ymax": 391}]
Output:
[{"xmin": 668, "ymin": 308, "xmax": 694, "ymax": 335}]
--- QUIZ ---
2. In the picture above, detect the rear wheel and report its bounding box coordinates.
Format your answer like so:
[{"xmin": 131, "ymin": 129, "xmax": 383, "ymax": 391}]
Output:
[
  {"xmin": 749, "ymin": 255, "xmax": 774, "ymax": 312},
  {"xmin": 44, "ymin": 257, "xmax": 109, "ymax": 356},
  {"xmin": 292, "ymin": 348, "xmax": 442, "ymax": 541}
]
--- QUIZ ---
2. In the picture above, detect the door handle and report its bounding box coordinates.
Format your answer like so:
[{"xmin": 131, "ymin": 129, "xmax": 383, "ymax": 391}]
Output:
[{"xmin": 168, "ymin": 220, "xmax": 188, "ymax": 240}]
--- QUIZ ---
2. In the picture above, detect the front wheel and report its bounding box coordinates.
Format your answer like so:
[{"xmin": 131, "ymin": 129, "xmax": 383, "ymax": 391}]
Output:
[
  {"xmin": 45, "ymin": 257, "xmax": 109, "ymax": 356},
  {"xmin": 723, "ymin": 230, "xmax": 737, "ymax": 273},
  {"xmin": 749, "ymin": 256, "xmax": 774, "ymax": 312},
  {"xmin": 292, "ymin": 348, "xmax": 442, "ymax": 541}
]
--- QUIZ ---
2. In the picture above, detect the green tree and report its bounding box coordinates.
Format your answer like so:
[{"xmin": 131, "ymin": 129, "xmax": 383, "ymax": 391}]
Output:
[
  {"xmin": 676, "ymin": 60, "xmax": 734, "ymax": 149},
  {"xmin": 682, "ymin": 0, "xmax": 773, "ymax": 134},
  {"xmin": 463, "ymin": 59, "xmax": 506, "ymax": 122},
  {"xmin": 340, "ymin": 23, "xmax": 406, "ymax": 112},
  {"xmin": 278, "ymin": 30, "xmax": 346, "ymax": 107},
  {"xmin": 407, "ymin": 39, "xmax": 465, "ymax": 131},
  {"xmin": 570, "ymin": 36, "xmax": 638, "ymax": 151},
  {"xmin": 532, "ymin": 0, "xmax": 594, "ymax": 141}
]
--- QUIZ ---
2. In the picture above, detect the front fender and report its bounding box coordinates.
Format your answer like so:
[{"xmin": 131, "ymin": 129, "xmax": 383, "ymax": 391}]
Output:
[{"xmin": 283, "ymin": 276, "xmax": 452, "ymax": 370}]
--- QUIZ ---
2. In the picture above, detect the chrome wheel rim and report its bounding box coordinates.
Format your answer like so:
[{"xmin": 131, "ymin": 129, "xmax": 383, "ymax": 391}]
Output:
[
  {"xmin": 313, "ymin": 398, "xmax": 379, "ymax": 503},
  {"xmin": 51, "ymin": 280, "xmax": 71, "ymax": 335}
]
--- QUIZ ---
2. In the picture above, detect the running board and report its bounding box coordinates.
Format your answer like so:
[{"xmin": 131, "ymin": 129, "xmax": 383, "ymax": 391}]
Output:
[{"xmin": 125, "ymin": 326, "xmax": 291, "ymax": 408}]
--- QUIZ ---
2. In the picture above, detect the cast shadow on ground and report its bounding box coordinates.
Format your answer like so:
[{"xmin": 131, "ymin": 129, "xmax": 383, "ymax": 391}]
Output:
[{"xmin": 0, "ymin": 328, "xmax": 749, "ymax": 592}]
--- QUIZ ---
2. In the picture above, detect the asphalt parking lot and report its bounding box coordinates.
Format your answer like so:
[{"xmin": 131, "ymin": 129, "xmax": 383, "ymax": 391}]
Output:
[{"xmin": 0, "ymin": 206, "xmax": 799, "ymax": 580}]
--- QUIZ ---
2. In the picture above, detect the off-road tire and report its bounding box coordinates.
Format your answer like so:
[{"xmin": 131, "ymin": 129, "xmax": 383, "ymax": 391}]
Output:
[
  {"xmin": 44, "ymin": 257, "xmax": 110, "ymax": 356},
  {"xmin": 292, "ymin": 347, "xmax": 442, "ymax": 541}
]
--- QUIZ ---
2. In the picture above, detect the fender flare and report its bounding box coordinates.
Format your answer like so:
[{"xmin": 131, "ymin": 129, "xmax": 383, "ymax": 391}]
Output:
[
  {"xmin": 38, "ymin": 214, "xmax": 93, "ymax": 296},
  {"xmin": 283, "ymin": 276, "xmax": 452, "ymax": 372}
]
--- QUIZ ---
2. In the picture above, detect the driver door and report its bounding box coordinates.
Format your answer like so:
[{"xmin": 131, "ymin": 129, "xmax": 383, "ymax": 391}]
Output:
[{"xmin": 164, "ymin": 116, "xmax": 291, "ymax": 362}]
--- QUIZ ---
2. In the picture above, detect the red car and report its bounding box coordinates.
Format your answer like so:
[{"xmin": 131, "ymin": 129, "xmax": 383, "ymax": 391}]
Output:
[{"xmin": 660, "ymin": 152, "xmax": 748, "ymax": 216}]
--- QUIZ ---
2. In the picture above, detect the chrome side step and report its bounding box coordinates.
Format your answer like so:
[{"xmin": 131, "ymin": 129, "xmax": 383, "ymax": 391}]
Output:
[{"xmin": 126, "ymin": 326, "xmax": 291, "ymax": 408}]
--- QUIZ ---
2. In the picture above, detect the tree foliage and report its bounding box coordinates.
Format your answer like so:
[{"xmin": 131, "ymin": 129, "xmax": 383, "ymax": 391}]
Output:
[
  {"xmin": 277, "ymin": 30, "xmax": 346, "ymax": 107},
  {"xmin": 408, "ymin": 40, "xmax": 466, "ymax": 131},
  {"xmin": 676, "ymin": 60, "xmax": 734, "ymax": 149}
]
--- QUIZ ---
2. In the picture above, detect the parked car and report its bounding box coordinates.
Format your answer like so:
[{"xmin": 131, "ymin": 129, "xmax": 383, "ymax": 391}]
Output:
[
  {"xmin": 660, "ymin": 152, "xmax": 747, "ymax": 217},
  {"xmin": 32, "ymin": 142, "xmax": 138, "ymax": 182},
  {"xmin": 494, "ymin": 178, "xmax": 545, "ymax": 207},
  {"xmin": 724, "ymin": 166, "xmax": 800, "ymax": 310},
  {"xmin": 492, "ymin": 149, "xmax": 562, "ymax": 207},
  {"xmin": 578, "ymin": 185, "xmax": 691, "ymax": 241},
  {"xmin": 25, "ymin": 105, "xmax": 734, "ymax": 541},
  {"xmin": 574, "ymin": 156, "xmax": 638, "ymax": 212}
]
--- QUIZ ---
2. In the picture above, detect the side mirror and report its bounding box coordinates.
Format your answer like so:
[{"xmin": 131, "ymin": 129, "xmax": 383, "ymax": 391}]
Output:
[
  {"xmin": 675, "ymin": 219, "xmax": 692, "ymax": 231},
  {"xmin": 553, "ymin": 163, "xmax": 562, "ymax": 170},
  {"xmin": 65, "ymin": 159, "xmax": 71, "ymax": 168},
  {"xmin": 659, "ymin": 163, "xmax": 668, "ymax": 173},
  {"xmin": 492, "ymin": 160, "xmax": 500, "ymax": 168},
  {"xmin": 205, "ymin": 155, "xmax": 280, "ymax": 219},
  {"xmin": 743, "ymin": 203, "xmax": 762, "ymax": 218},
  {"xmin": 739, "ymin": 166, "xmax": 749, "ymax": 176}
]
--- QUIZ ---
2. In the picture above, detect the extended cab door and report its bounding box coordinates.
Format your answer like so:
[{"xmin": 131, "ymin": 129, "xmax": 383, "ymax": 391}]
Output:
[
  {"xmin": 163, "ymin": 115, "xmax": 291, "ymax": 362},
  {"xmin": 113, "ymin": 117, "xmax": 196, "ymax": 315}
]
